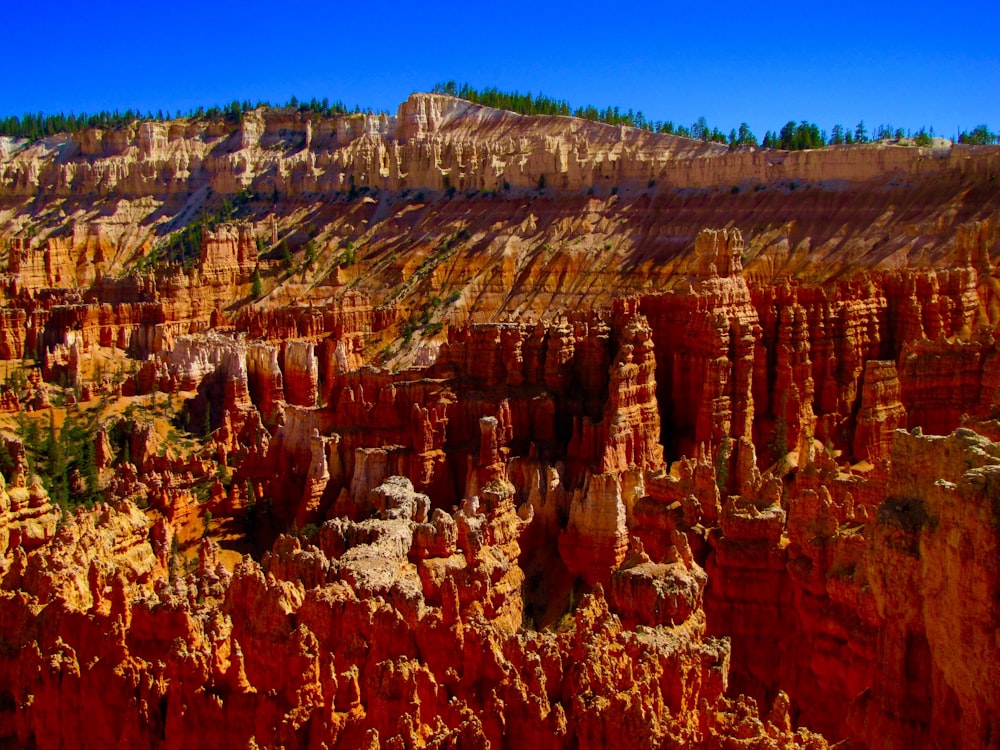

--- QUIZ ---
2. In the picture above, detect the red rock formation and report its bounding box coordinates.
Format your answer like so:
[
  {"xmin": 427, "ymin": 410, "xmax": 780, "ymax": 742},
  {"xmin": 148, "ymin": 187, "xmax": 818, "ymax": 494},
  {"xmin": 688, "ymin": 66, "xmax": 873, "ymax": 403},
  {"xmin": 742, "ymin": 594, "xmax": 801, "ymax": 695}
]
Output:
[
  {"xmin": 853, "ymin": 360, "xmax": 906, "ymax": 461},
  {"xmin": 559, "ymin": 308, "xmax": 666, "ymax": 586},
  {"xmin": 751, "ymin": 281, "xmax": 816, "ymax": 465},
  {"xmin": 609, "ymin": 535, "xmax": 707, "ymax": 630},
  {"xmin": 234, "ymin": 291, "xmax": 377, "ymax": 341},
  {"xmin": 0, "ymin": 450, "xmax": 60, "ymax": 557},
  {"xmin": 198, "ymin": 222, "xmax": 257, "ymax": 285},
  {"xmin": 0, "ymin": 466, "xmax": 825, "ymax": 750},
  {"xmin": 859, "ymin": 428, "xmax": 1000, "ymax": 749},
  {"xmin": 3, "ymin": 95, "xmax": 1000, "ymax": 750},
  {"xmin": 898, "ymin": 337, "xmax": 996, "ymax": 435},
  {"xmin": 591, "ymin": 305, "xmax": 663, "ymax": 476},
  {"xmin": 283, "ymin": 339, "xmax": 319, "ymax": 408},
  {"xmin": 0, "ymin": 309, "xmax": 27, "ymax": 358},
  {"xmin": 245, "ymin": 341, "xmax": 285, "ymax": 426},
  {"xmin": 559, "ymin": 471, "xmax": 631, "ymax": 586},
  {"xmin": 642, "ymin": 228, "xmax": 761, "ymax": 493}
]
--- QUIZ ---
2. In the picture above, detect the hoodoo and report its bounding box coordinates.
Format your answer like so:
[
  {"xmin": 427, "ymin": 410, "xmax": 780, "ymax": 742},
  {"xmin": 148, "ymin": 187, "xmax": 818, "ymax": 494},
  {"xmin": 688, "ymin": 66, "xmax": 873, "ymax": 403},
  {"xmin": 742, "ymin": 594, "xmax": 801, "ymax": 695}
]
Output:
[{"xmin": 0, "ymin": 94, "xmax": 999, "ymax": 748}]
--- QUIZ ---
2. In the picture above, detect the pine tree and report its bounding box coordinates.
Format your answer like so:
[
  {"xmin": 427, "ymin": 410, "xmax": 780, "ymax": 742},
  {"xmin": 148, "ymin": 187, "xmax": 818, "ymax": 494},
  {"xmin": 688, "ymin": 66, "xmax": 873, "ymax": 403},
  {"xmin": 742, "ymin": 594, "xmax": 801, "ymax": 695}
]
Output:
[
  {"xmin": 203, "ymin": 396, "xmax": 213, "ymax": 437},
  {"xmin": 80, "ymin": 432, "xmax": 99, "ymax": 505},
  {"xmin": 45, "ymin": 411, "xmax": 68, "ymax": 507},
  {"xmin": 778, "ymin": 121, "xmax": 796, "ymax": 149},
  {"xmin": 251, "ymin": 267, "xmax": 263, "ymax": 298},
  {"xmin": 736, "ymin": 123, "xmax": 757, "ymax": 148}
]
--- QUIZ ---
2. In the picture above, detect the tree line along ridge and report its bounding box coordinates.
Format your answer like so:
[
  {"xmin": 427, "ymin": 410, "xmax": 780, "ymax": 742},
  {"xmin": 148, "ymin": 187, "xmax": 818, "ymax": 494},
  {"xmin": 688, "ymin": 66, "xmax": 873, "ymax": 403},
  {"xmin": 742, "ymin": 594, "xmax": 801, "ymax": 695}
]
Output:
[
  {"xmin": 0, "ymin": 84, "xmax": 997, "ymax": 150},
  {"xmin": 432, "ymin": 81, "xmax": 998, "ymax": 150}
]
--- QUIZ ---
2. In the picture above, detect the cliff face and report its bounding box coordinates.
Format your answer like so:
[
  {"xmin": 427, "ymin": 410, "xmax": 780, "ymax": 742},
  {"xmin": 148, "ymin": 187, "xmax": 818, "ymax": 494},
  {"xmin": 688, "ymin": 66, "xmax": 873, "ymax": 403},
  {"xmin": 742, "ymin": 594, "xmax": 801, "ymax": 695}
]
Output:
[
  {"xmin": 0, "ymin": 96, "xmax": 1000, "ymax": 749},
  {"xmin": 861, "ymin": 429, "xmax": 1000, "ymax": 748},
  {"xmin": 2, "ymin": 95, "xmax": 999, "ymax": 311},
  {"xmin": 4, "ymin": 94, "xmax": 999, "ymax": 204}
]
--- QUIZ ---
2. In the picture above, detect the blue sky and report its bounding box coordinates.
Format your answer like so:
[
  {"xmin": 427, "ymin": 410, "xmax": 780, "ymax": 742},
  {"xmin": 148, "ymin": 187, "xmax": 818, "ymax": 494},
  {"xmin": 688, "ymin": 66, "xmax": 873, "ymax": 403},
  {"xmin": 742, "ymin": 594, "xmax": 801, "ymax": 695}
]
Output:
[{"xmin": 4, "ymin": 1, "xmax": 998, "ymax": 139}]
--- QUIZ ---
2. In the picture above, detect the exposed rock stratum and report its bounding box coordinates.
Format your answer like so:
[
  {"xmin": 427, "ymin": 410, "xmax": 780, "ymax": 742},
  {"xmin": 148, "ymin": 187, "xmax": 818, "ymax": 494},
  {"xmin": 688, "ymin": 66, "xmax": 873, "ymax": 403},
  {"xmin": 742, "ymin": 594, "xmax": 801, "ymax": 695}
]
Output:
[{"xmin": 0, "ymin": 94, "xmax": 999, "ymax": 749}]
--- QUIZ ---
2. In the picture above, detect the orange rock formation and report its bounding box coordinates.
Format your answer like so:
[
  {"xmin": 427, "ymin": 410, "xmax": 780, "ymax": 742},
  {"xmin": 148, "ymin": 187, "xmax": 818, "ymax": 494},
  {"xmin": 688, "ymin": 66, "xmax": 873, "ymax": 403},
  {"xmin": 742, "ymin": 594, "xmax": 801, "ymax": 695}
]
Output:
[{"xmin": 0, "ymin": 95, "xmax": 999, "ymax": 748}]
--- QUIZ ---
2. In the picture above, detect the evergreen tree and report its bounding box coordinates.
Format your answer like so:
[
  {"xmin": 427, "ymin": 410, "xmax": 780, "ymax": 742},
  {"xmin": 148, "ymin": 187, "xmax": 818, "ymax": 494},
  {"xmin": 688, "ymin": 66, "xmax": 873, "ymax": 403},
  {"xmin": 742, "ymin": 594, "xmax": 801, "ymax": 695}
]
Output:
[
  {"xmin": 80, "ymin": 431, "xmax": 100, "ymax": 504},
  {"xmin": 778, "ymin": 121, "xmax": 796, "ymax": 149},
  {"xmin": 251, "ymin": 267, "xmax": 263, "ymax": 299},
  {"xmin": 692, "ymin": 116, "xmax": 709, "ymax": 141},
  {"xmin": 736, "ymin": 122, "xmax": 757, "ymax": 147},
  {"xmin": 203, "ymin": 396, "xmax": 213, "ymax": 437},
  {"xmin": 44, "ymin": 411, "xmax": 68, "ymax": 507},
  {"xmin": 959, "ymin": 125, "xmax": 998, "ymax": 145},
  {"xmin": 0, "ymin": 439, "xmax": 13, "ymax": 481}
]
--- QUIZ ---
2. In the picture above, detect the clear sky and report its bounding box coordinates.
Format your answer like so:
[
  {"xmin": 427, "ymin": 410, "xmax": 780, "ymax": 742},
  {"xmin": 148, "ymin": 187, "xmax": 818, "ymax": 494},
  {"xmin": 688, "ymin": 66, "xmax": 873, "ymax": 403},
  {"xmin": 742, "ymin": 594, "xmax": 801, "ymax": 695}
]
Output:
[{"xmin": 4, "ymin": 0, "xmax": 998, "ymax": 140}]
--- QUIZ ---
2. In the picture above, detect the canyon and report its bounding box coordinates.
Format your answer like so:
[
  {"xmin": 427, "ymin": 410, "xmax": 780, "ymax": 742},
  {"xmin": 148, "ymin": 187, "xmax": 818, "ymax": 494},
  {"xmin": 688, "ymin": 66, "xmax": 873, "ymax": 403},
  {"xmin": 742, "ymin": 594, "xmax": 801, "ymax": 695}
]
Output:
[{"xmin": 0, "ymin": 93, "xmax": 999, "ymax": 748}]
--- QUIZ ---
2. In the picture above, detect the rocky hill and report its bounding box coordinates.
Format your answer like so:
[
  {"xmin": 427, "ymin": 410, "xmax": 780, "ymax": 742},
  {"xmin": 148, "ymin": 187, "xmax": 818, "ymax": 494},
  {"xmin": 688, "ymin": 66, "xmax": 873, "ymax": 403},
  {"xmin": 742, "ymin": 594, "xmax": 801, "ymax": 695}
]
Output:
[{"xmin": 0, "ymin": 93, "xmax": 999, "ymax": 749}]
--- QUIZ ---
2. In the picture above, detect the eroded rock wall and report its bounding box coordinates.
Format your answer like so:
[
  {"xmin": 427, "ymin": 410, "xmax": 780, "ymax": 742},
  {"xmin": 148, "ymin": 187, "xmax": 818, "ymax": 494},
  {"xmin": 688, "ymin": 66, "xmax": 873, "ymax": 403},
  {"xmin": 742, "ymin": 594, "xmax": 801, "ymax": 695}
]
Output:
[{"xmin": 1, "ymin": 96, "xmax": 1000, "ymax": 750}]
